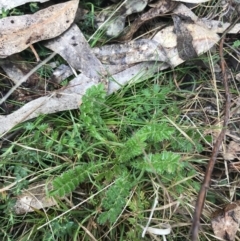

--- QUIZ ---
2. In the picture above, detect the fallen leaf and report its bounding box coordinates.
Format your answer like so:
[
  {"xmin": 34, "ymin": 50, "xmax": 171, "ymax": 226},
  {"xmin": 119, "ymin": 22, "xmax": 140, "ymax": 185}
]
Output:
[
  {"xmin": 0, "ymin": 14, "xmax": 220, "ymax": 135},
  {"xmin": 0, "ymin": 0, "xmax": 79, "ymax": 58},
  {"xmin": 108, "ymin": 61, "xmax": 169, "ymax": 93},
  {"xmin": 0, "ymin": 73, "xmax": 96, "ymax": 136},
  {"xmin": 14, "ymin": 180, "xmax": 56, "ymax": 214},
  {"xmin": 95, "ymin": 20, "xmax": 219, "ymax": 67},
  {"xmin": 173, "ymin": 3, "xmax": 240, "ymax": 34},
  {"xmin": 197, "ymin": 19, "xmax": 240, "ymax": 34},
  {"xmin": 223, "ymin": 141, "xmax": 240, "ymax": 161},
  {"xmin": 153, "ymin": 22, "xmax": 219, "ymax": 66},
  {"xmin": 211, "ymin": 201, "xmax": 240, "ymax": 241}
]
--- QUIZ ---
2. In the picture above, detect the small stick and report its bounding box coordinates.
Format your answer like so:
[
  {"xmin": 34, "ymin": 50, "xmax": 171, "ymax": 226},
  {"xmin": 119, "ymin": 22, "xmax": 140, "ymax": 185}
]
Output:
[
  {"xmin": 190, "ymin": 17, "xmax": 240, "ymax": 240},
  {"xmin": 29, "ymin": 44, "xmax": 41, "ymax": 62}
]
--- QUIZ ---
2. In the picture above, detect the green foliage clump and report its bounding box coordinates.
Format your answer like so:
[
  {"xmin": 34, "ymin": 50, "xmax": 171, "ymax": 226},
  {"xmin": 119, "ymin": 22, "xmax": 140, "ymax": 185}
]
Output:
[
  {"xmin": 116, "ymin": 122, "xmax": 175, "ymax": 163},
  {"xmin": 79, "ymin": 84, "xmax": 108, "ymax": 141},
  {"xmin": 48, "ymin": 84, "xmax": 201, "ymax": 225},
  {"xmin": 133, "ymin": 151, "xmax": 181, "ymax": 175},
  {"xmin": 0, "ymin": 81, "xmax": 205, "ymax": 240},
  {"xmin": 50, "ymin": 162, "xmax": 103, "ymax": 197},
  {"xmin": 98, "ymin": 172, "xmax": 134, "ymax": 224},
  {"xmin": 233, "ymin": 40, "xmax": 240, "ymax": 48}
]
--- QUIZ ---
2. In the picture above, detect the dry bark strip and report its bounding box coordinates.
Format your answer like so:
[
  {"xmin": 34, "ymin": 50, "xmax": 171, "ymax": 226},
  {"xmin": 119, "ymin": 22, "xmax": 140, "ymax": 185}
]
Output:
[
  {"xmin": 92, "ymin": 39, "xmax": 168, "ymax": 65},
  {"xmin": 0, "ymin": 74, "xmax": 96, "ymax": 136}
]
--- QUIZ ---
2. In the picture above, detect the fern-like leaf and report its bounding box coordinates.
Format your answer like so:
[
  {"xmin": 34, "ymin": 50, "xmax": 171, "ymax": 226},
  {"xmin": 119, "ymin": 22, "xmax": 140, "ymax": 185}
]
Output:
[
  {"xmin": 116, "ymin": 122, "xmax": 174, "ymax": 162},
  {"xmin": 133, "ymin": 151, "xmax": 182, "ymax": 174},
  {"xmin": 50, "ymin": 162, "xmax": 102, "ymax": 197},
  {"xmin": 80, "ymin": 84, "xmax": 106, "ymax": 127},
  {"xmin": 98, "ymin": 172, "xmax": 134, "ymax": 224},
  {"xmin": 116, "ymin": 132, "xmax": 147, "ymax": 162},
  {"xmin": 140, "ymin": 122, "xmax": 175, "ymax": 142}
]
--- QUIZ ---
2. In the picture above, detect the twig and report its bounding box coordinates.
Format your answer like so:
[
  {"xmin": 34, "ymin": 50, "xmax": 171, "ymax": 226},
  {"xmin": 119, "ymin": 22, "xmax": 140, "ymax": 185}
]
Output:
[
  {"xmin": 29, "ymin": 44, "xmax": 41, "ymax": 62},
  {"xmin": 190, "ymin": 17, "xmax": 240, "ymax": 240}
]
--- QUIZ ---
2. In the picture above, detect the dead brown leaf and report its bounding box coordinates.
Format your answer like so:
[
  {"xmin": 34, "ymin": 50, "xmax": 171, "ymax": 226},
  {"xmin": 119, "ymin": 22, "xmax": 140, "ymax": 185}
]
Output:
[
  {"xmin": 14, "ymin": 180, "xmax": 56, "ymax": 214},
  {"xmin": 0, "ymin": 0, "xmax": 79, "ymax": 58},
  {"xmin": 223, "ymin": 141, "xmax": 240, "ymax": 161},
  {"xmin": 211, "ymin": 201, "xmax": 240, "ymax": 241}
]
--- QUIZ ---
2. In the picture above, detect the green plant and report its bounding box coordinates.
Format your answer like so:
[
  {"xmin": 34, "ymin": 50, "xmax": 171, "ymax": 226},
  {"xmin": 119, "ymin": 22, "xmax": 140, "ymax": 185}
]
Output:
[
  {"xmin": 29, "ymin": 3, "xmax": 39, "ymax": 13},
  {"xmin": 233, "ymin": 39, "xmax": 240, "ymax": 48},
  {"xmin": 0, "ymin": 73, "xmax": 214, "ymax": 240},
  {"xmin": 46, "ymin": 83, "xmax": 201, "ymax": 226},
  {"xmin": 0, "ymin": 8, "xmax": 9, "ymax": 18}
]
